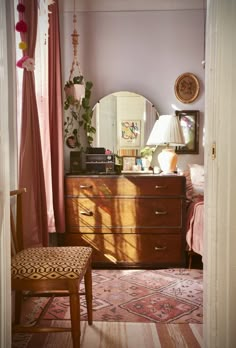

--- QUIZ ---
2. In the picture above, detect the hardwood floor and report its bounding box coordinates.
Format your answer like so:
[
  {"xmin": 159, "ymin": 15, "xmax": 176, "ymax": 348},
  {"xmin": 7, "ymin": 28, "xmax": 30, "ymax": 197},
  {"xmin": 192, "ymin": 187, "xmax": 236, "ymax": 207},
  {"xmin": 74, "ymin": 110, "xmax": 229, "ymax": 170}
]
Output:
[{"xmin": 12, "ymin": 321, "xmax": 203, "ymax": 348}]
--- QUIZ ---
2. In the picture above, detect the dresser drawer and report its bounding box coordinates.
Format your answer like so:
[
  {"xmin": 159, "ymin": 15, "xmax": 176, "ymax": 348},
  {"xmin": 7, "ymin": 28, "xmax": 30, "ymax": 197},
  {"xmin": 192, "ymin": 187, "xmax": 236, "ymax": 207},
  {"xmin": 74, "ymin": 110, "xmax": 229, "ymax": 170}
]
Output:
[
  {"xmin": 65, "ymin": 197, "xmax": 183, "ymax": 231},
  {"xmin": 65, "ymin": 233, "xmax": 184, "ymax": 266},
  {"xmin": 65, "ymin": 176, "xmax": 185, "ymax": 197}
]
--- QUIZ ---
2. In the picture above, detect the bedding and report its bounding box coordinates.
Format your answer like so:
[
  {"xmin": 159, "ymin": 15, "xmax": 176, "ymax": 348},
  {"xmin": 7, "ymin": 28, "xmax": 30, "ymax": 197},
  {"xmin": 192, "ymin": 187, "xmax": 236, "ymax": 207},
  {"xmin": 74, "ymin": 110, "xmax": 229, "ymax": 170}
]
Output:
[
  {"xmin": 186, "ymin": 196, "xmax": 204, "ymax": 257},
  {"xmin": 188, "ymin": 163, "xmax": 204, "ymax": 198},
  {"xmin": 183, "ymin": 164, "xmax": 204, "ymax": 264}
]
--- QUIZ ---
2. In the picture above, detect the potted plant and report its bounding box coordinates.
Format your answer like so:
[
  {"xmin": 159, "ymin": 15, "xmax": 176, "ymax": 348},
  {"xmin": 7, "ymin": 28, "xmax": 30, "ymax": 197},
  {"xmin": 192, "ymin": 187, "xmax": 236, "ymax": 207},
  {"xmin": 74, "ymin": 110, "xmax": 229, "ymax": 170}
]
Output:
[
  {"xmin": 64, "ymin": 75, "xmax": 96, "ymax": 152},
  {"xmin": 64, "ymin": 75, "xmax": 84, "ymax": 101}
]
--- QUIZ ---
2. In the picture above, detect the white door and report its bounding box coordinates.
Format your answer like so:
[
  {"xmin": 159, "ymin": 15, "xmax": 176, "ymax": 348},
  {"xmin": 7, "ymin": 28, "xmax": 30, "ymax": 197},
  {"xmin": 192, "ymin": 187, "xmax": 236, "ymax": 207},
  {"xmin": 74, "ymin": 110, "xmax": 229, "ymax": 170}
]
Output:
[{"xmin": 204, "ymin": 0, "xmax": 236, "ymax": 347}]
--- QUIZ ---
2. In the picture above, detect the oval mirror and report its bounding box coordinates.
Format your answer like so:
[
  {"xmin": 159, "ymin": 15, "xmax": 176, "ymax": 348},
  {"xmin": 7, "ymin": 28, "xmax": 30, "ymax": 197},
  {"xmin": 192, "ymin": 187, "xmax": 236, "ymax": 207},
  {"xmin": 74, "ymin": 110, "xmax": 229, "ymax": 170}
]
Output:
[{"xmin": 92, "ymin": 91, "xmax": 159, "ymax": 156}]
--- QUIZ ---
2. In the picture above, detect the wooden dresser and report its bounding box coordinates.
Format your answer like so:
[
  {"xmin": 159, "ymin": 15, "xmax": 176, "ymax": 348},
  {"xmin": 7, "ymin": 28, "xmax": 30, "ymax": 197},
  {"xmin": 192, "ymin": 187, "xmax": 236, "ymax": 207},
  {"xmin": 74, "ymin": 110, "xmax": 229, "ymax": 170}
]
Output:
[{"xmin": 64, "ymin": 175, "xmax": 186, "ymax": 268}]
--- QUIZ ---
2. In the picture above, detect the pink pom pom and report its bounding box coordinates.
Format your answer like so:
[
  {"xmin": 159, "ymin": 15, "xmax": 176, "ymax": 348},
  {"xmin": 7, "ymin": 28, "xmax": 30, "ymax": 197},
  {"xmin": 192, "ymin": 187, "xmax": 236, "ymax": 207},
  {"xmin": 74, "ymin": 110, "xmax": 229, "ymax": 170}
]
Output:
[
  {"xmin": 17, "ymin": 4, "xmax": 25, "ymax": 12},
  {"xmin": 15, "ymin": 20, "xmax": 27, "ymax": 33},
  {"xmin": 16, "ymin": 56, "xmax": 29, "ymax": 68}
]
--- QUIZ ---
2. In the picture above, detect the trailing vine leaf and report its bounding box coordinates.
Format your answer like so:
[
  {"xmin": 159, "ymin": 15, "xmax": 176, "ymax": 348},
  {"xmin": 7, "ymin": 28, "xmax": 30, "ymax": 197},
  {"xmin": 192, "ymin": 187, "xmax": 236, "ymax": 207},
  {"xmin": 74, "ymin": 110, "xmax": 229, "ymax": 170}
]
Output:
[
  {"xmin": 86, "ymin": 81, "xmax": 93, "ymax": 89},
  {"xmin": 90, "ymin": 126, "xmax": 96, "ymax": 134},
  {"xmin": 85, "ymin": 89, "xmax": 91, "ymax": 99},
  {"xmin": 87, "ymin": 135, "xmax": 94, "ymax": 143}
]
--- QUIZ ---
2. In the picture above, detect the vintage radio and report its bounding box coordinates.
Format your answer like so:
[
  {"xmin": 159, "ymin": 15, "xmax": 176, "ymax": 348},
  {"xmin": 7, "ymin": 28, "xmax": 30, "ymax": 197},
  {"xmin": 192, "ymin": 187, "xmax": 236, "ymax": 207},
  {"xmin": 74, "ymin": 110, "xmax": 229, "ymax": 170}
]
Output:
[
  {"xmin": 85, "ymin": 154, "xmax": 115, "ymax": 174},
  {"xmin": 86, "ymin": 147, "xmax": 106, "ymax": 154}
]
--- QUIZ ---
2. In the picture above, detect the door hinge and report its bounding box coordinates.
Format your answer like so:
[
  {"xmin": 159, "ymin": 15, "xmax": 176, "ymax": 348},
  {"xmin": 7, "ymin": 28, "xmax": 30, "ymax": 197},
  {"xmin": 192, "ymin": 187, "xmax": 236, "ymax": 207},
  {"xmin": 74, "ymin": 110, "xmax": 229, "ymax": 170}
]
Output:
[{"xmin": 212, "ymin": 143, "xmax": 216, "ymax": 159}]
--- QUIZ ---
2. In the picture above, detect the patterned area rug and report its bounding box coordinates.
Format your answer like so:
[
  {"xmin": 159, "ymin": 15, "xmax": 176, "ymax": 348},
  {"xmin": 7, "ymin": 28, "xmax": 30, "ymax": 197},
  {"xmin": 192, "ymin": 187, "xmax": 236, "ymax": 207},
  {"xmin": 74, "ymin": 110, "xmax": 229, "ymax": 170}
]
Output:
[{"xmin": 21, "ymin": 268, "xmax": 203, "ymax": 325}]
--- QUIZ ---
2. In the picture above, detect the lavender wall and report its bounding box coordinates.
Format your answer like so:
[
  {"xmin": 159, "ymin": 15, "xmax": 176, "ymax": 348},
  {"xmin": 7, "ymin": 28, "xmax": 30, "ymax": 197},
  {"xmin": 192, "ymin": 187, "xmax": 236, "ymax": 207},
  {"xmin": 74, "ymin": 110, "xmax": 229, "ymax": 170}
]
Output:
[{"xmin": 59, "ymin": 0, "xmax": 205, "ymax": 171}]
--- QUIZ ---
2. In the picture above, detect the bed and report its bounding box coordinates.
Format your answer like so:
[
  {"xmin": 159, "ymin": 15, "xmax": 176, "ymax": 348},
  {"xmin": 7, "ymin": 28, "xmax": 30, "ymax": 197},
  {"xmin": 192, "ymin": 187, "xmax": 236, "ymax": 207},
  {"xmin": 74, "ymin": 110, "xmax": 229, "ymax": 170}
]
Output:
[{"xmin": 184, "ymin": 164, "xmax": 204, "ymax": 268}]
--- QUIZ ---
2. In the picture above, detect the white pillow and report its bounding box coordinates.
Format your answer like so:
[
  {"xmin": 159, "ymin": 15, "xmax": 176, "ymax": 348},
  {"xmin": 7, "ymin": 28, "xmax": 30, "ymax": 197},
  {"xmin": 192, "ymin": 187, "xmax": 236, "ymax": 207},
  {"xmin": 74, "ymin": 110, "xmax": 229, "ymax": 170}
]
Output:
[
  {"xmin": 183, "ymin": 169, "xmax": 193, "ymax": 203},
  {"xmin": 188, "ymin": 164, "xmax": 204, "ymax": 198}
]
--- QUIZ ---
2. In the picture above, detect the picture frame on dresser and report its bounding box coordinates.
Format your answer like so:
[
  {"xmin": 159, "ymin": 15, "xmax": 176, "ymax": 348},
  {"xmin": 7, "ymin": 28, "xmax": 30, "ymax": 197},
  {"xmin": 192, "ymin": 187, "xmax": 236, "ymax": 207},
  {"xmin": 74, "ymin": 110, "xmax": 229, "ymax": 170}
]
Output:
[
  {"xmin": 175, "ymin": 110, "xmax": 200, "ymax": 154},
  {"xmin": 122, "ymin": 156, "xmax": 136, "ymax": 171}
]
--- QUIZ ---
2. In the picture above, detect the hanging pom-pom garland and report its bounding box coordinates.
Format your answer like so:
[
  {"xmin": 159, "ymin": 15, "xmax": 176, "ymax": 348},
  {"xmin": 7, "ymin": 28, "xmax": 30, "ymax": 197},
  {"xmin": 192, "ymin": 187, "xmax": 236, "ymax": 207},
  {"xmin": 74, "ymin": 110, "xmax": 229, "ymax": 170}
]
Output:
[{"xmin": 15, "ymin": 1, "xmax": 35, "ymax": 71}]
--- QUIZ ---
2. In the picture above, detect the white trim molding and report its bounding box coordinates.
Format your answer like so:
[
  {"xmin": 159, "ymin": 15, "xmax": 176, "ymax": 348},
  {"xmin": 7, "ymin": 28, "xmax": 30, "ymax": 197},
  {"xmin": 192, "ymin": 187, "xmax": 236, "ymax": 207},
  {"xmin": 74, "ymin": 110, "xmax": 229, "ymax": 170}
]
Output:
[{"xmin": 0, "ymin": 0, "xmax": 12, "ymax": 346}]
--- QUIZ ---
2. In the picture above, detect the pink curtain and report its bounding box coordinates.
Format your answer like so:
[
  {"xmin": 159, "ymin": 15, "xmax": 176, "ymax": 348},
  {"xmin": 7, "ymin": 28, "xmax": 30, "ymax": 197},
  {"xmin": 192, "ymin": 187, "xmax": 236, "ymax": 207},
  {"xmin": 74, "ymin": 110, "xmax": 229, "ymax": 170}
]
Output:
[
  {"xmin": 19, "ymin": 0, "xmax": 48, "ymax": 247},
  {"xmin": 48, "ymin": 0, "xmax": 65, "ymax": 233}
]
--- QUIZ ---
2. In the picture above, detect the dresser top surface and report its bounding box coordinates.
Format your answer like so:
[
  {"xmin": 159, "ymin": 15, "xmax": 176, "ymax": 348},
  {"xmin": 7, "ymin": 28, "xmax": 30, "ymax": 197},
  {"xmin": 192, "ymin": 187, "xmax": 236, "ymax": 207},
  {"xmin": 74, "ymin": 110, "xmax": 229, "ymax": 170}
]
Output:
[{"xmin": 66, "ymin": 174, "xmax": 185, "ymax": 179}]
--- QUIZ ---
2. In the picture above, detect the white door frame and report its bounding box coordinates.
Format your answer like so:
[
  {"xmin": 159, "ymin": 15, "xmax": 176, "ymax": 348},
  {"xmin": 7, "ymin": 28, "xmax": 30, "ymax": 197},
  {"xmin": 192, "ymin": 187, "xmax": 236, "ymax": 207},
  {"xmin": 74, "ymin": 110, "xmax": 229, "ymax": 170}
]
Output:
[
  {"xmin": 204, "ymin": 0, "xmax": 236, "ymax": 347},
  {"xmin": 0, "ymin": 0, "xmax": 12, "ymax": 346}
]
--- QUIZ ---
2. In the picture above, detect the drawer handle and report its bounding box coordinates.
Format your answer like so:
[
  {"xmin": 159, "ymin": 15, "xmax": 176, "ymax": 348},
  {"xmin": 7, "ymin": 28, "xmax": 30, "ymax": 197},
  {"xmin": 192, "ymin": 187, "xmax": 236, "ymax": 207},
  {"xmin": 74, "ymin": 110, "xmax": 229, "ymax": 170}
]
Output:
[
  {"xmin": 154, "ymin": 246, "xmax": 167, "ymax": 251},
  {"xmin": 155, "ymin": 211, "xmax": 167, "ymax": 215},
  {"xmin": 80, "ymin": 211, "xmax": 93, "ymax": 216},
  {"xmin": 155, "ymin": 185, "xmax": 168, "ymax": 189},
  {"xmin": 79, "ymin": 184, "xmax": 93, "ymax": 189}
]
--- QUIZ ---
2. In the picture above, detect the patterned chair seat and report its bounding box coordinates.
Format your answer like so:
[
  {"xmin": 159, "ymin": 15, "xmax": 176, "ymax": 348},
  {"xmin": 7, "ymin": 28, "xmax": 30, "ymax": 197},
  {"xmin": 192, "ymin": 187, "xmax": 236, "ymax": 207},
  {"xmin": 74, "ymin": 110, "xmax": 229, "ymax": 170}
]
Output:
[{"xmin": 12, "ymin": 246, "xmax": 92, "ymax": 280}]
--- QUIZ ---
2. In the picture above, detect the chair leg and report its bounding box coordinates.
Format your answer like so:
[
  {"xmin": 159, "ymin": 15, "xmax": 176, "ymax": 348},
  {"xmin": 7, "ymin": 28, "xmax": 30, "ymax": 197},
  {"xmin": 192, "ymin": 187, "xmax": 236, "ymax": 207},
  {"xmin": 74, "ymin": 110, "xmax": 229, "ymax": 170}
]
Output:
[
  {"xmin": 14, "ymin": 290, "xmax": 23, "ymax": 324},
  {"xmin": 188, "ymin": 251, "xmax": 193, "ymax": 270},
  {"xmin": 84, "ymin": 263, "xmax": 93, "ymax": 325},
  {"xmin": 69, "ymin": 289, "xmax": 80, "ymax": 348}
]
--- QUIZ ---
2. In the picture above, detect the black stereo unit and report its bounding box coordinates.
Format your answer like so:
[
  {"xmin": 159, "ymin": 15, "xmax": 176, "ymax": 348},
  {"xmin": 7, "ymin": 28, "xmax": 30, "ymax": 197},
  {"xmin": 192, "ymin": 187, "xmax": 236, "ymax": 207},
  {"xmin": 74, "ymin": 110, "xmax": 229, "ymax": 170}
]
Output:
[
  {"xmin": 86, "ymin": 147, "xmax": 106, "ymax": 154},
  {"xmin": 70, "ymin": 151, "xmax": 81, "ymax": 173},
  {"xmin": 85, "ymin": 154, "xmax": 115, "ymax": 174}
]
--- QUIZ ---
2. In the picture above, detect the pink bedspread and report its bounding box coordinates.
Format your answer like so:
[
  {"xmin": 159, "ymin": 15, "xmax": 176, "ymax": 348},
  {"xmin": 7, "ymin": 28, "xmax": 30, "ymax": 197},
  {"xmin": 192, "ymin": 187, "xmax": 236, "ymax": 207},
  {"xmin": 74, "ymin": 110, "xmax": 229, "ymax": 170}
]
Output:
[{"xmin": 186, "ymin": 197, "xmax": 204, "ymax": 257}]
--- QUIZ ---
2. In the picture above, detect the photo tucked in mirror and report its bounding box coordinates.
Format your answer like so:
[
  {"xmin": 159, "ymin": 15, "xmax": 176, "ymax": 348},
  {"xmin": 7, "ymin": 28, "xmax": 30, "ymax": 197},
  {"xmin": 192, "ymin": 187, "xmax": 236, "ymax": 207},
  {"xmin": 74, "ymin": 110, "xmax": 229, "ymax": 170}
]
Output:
[{"xmin": 92, "ymin": 91, "xmax": 159, "ymax": 157}]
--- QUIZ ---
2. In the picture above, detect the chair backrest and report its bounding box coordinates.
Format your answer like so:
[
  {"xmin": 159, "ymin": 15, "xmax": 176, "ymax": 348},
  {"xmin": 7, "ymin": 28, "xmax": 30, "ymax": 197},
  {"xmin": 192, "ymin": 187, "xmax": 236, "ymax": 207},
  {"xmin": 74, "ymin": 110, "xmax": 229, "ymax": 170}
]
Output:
[{"xmin": 10, "ymin": 188, "xmax": 26, "ymax": 256}]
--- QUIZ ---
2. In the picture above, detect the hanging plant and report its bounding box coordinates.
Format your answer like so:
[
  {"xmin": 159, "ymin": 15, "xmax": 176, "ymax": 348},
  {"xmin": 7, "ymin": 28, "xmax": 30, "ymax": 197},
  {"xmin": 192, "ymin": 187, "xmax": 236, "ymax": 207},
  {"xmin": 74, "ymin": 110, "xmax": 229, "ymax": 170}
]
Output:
[
  {"xmin": 64, "ymin": 76, "xmax": 96, "ymax": 152},
  {"xmin": 64, "ymin": 1, "xmax": 96, "ymax": 152}
]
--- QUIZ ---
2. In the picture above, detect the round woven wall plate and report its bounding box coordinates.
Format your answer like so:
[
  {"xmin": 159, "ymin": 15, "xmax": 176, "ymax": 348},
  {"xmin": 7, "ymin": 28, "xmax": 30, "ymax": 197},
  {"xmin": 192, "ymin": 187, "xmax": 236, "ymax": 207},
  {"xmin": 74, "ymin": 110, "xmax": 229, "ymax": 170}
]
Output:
[{"xmin": 174, "ymin": 73, "xmax": 200, "ymax": 103}]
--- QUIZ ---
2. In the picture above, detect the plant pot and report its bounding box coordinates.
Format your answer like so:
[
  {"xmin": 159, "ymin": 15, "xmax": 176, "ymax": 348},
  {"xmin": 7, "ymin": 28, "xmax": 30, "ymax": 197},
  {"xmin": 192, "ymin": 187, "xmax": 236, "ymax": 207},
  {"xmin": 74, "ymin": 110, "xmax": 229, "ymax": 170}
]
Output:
[
  {"xmin": 66, "ymin": 135, "xmax": 77, "ymax": 149},
  {"xmin": 141, "ymin": 157, "xmax": 151, "ymax": 170},
  {"xmin": 64, "ymin": 84, "xmax": 85, "ymax": 102}
]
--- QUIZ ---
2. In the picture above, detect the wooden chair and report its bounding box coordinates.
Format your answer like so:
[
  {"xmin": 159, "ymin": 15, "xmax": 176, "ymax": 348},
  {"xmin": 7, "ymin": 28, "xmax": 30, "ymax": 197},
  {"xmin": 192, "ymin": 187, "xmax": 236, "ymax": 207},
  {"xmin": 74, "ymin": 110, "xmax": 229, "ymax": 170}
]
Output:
[
  {"xmin": 188, "ymin": 250, "xmax": 195, "ymax": 269},
  {"xmin": 11, "ymin": 188, "xmax": 93, "ymax": 348}
]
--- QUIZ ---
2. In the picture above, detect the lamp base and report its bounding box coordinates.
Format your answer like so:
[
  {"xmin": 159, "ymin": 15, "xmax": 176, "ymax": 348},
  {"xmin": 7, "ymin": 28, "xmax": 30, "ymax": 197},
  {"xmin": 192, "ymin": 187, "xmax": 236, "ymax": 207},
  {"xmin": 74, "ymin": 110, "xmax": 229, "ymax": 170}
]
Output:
[{"xmin": 158, "ymin": 148, "xmax": 177, "ymax": 174}]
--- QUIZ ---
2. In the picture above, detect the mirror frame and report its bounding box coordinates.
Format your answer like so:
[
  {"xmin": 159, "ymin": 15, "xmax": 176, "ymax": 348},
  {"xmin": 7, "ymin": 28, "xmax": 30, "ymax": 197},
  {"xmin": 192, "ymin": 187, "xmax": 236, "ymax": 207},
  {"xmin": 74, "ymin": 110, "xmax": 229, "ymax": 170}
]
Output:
[{"xmin": 175, "ymin": 110, "xmax": 200, "ymax": 154}]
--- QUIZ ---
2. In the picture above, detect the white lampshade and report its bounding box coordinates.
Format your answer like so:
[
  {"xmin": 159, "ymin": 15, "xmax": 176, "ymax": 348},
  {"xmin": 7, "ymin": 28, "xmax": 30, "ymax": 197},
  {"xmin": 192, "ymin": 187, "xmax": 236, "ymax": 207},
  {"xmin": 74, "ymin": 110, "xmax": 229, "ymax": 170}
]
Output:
[{"xmin": 146, "ymin": 115, "xmax": 185, "ymax": 146}]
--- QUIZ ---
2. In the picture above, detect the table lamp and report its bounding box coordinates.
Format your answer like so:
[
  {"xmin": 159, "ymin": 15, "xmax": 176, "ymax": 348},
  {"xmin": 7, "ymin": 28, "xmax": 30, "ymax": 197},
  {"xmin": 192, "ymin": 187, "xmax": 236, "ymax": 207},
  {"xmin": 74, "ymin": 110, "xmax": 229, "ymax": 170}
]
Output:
[{"xmin": 146, "ymin": 115, "xmax": 185, "ymax": 173}]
